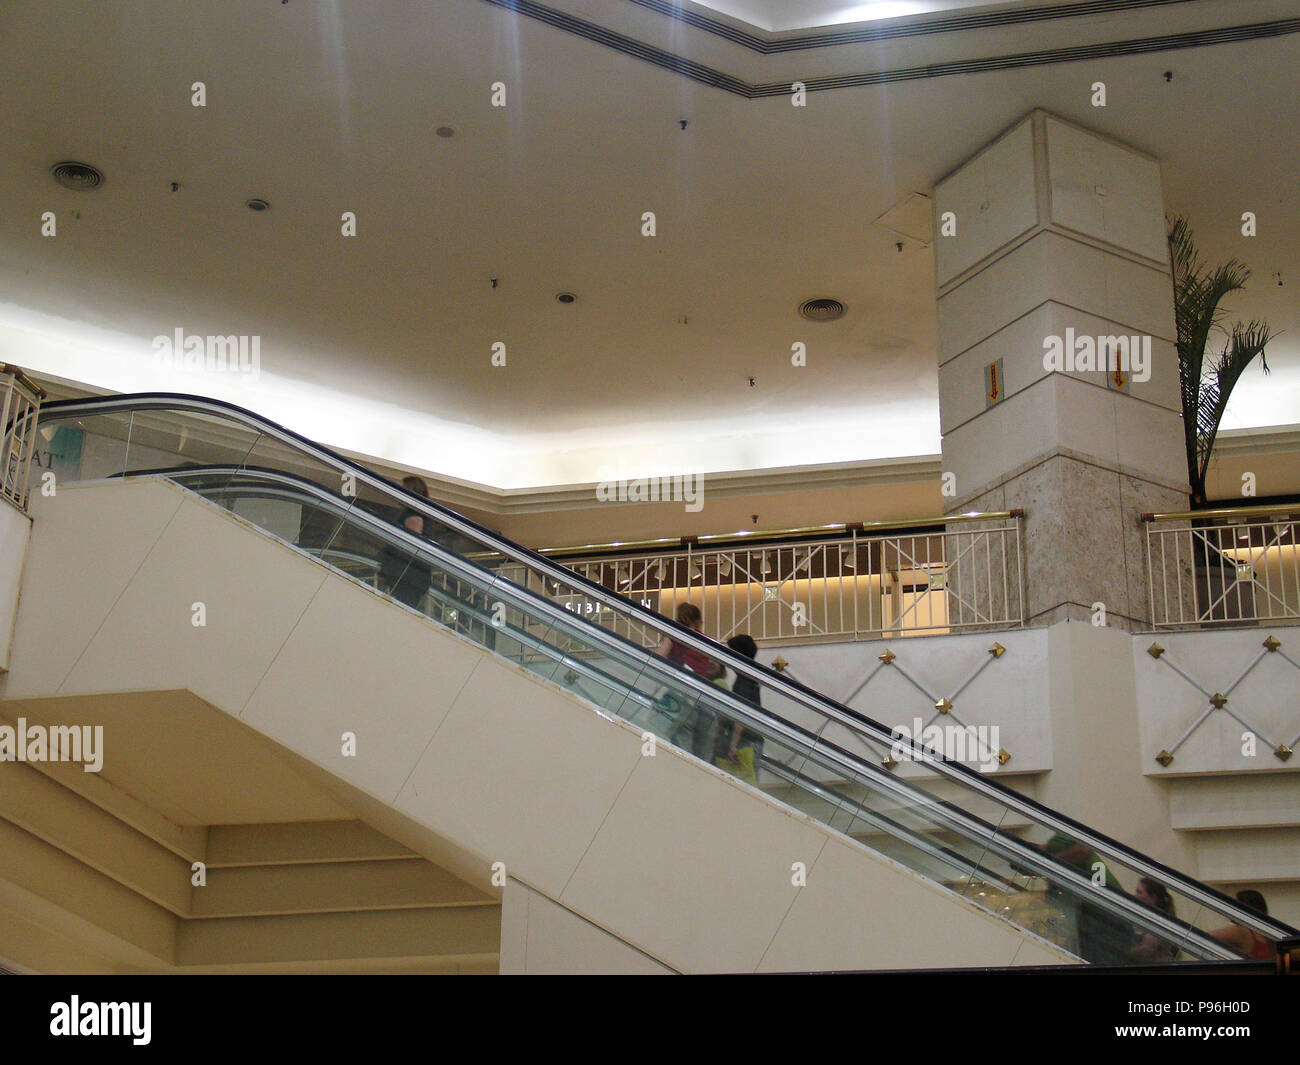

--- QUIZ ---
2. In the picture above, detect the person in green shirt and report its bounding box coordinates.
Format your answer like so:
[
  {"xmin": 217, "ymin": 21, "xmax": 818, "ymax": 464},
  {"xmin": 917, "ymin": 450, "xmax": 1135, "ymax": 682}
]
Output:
[{"xmin": 1043, "ymin": 834, "xmax": 1133, "ymax": 964}]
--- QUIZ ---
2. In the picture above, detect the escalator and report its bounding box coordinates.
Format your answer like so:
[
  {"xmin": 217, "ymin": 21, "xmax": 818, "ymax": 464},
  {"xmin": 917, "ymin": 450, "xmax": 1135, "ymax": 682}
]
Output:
[{"xmin": 17, "ymin": 392, "xmax": 1299, "ymax": 968}]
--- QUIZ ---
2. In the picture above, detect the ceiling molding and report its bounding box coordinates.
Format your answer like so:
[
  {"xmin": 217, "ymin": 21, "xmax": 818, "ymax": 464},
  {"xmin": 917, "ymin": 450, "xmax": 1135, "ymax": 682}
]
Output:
[
  {"xmin": 401, "ymin": 453, "xmax": 945, "ymax": 517},
  {"xmin": 625, "ymin": 0, "xmax": 1200, "ymax": 52},
  {"xmin": 30, "ymin": 369, "xmax": 1300, "ymax": 517},
  {"xmin": 747, "ymin": 18, "xmax": 1300, "ymax": 94},
  {"xmin": 481, "ymin": 1, "xmax": 1300, "ymax": 97},
  {"xmin": 22, "ymin": 371, "xmax": 939, "ymax": 517},
  {"xmin": 1211, "ymin": 424, "xmax": 1300, "ymax": 458},
  {"xmin": 480, "ymin": 0, "xmax": 750, "ymax": 93}
]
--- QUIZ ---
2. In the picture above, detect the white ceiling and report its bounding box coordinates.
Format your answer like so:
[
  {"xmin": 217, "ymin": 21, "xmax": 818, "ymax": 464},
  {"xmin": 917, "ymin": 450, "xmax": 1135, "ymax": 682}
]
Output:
[
  {"xmin": 1, "ymin": 0, "xmax": 1296, "ymax": 489},
  {"xmin": 689, "ymin": 0, "xmax": 1067, "ymax": 33}
]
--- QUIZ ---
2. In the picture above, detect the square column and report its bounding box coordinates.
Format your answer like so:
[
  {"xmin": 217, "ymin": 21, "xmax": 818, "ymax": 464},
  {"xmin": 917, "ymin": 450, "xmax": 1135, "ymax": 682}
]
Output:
[{"xmin": 934, "ymin": 110, "xmax": 1188, "ymax": 631}]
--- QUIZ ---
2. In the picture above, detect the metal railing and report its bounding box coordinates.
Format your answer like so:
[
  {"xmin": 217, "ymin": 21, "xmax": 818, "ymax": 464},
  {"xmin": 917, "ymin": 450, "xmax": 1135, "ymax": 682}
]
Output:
[
  {"xmin": 0, "ymin": 365, "xmax": 44, "ymax": 511},
  {"xmin": 530, "ymin": 515, "xmax": 1025, "ymax": 647},
  {"xmin": 1145, "ymin": 504, "xmax": 1300, "ymax": 629}
]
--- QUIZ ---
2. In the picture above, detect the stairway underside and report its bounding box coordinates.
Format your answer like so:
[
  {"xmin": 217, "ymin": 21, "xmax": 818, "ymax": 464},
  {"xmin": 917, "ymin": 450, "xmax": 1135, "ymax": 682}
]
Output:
[{"xmin": 0, "ymin": 691, "xmax": 499, "ymax": 974}]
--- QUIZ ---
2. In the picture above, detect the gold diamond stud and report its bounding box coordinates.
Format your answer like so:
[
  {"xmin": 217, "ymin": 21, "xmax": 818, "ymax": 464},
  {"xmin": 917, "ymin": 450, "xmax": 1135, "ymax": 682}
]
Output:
[
  {"xmin": 936, "ymin": 698, "xmax": 953, "ymax": 713},
  {"xmin": 1263, "ymin": 635, "xmax": 1281, "ymax": 652},
  {"xmin": 882, "ymin": 756, "xmax": 898, "ymax": 770},
  {"xmin": 878, "ymin": 649, "xmax": 896, "ymax": 664},
  {"xmin": 772, "ymin": 656, "xmax": 788, "ymax": 671},
  {"xmin": 1147, "ymin": 643, "xmax": 1165, "ymax": 659},
  {"xmin": 997, "ymin": 748, "xmax": 1011, "ymax": 765},
  {"xmin": 1209, "ymin": 692, "xmax": 1227, "ymax": 709},
  {"xmin": 988, "ymin": 642, "xmax": 1006, "ymax": 658},
  {"xmin": 1275, "ymin": 744, "xmax": 1293, "ymax": 762},
  {"xmin": 1155, "ymin": 750, "xmax": 1174, "ymax": 766}
]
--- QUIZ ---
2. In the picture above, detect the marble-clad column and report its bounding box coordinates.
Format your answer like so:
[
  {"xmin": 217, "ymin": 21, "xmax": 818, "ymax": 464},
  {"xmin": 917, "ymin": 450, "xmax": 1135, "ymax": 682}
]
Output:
[{"xmin": 933, "ymin": 110, "xmax": 1188, "ymax": 631}]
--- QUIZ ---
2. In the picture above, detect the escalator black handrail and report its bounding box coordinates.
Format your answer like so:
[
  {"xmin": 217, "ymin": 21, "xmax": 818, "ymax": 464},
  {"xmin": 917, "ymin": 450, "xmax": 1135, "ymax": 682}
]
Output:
[
  {"xmin": 129, "ymin": 468, "xmax": 1254, "ymax": 958},
  {"xmin": 159, "ymin": 467, "xmax": 1235, "ymax": 959},
  {"xmin": 35, "ymin": 392, "xmax": 1298, "ymax": 945}
]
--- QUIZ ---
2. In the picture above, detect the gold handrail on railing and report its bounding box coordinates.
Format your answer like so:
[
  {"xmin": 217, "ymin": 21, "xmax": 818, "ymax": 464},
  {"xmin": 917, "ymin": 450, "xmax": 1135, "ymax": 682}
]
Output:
[
  {"xmin": 539, "ymin": 509, "xmax": 1024, "ymax": 559},
  {"xmin": 0, "ymin": 364, "xmax": 47, "ymax": 401},
  {"xmin": 1142, "ymin": 503, "xmax": 1300, "ymax": 522}
]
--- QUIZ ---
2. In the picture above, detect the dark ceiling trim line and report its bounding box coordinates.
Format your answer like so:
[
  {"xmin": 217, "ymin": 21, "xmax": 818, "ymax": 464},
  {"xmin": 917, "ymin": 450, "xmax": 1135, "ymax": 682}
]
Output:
[
  {"xmin": 748, "ymin": 16, "xmax": 1300, "ymax": 94},
  {"xmin": 624, "ymin": 0, "xmax": 1201, "ymax": 54},
  {"xmin": 480, "ymin": 0, "xmax": 749, "ymax": 92}
]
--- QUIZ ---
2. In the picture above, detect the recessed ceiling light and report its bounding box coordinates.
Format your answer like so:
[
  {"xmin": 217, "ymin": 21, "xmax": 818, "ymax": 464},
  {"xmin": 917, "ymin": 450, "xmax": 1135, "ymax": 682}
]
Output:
[
  {"xmin": 50, "ymin": 161, "xmax": 103, "ymax": 190},
  {"xmin": 245, "ymin": 198, "xmax": 270, "ymax": 211},
  {"xmin": 436, "ymin": 126, "xmax": 455, "ymax": 138},
  {"xmin": 555, "ymin": 292, "xmax": 576, "ymax": 304},
  {"xmin": 799, "ymin": 297, "xmax": 845, "ymax": 322}
]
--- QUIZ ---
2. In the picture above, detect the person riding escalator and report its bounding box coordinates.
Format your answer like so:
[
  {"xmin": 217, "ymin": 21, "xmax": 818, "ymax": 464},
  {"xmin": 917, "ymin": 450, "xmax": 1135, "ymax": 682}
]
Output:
[
  {"xmin": 379, "ymin": 476, "xmax": 436, "ymax": 609},
  {"xmin": 1043, "ymin": 834, "xmax": 1135, "ymax": 965},
  {"xmin": 378, "ymin": 475, "xmax": 497, "ymax": 650}
]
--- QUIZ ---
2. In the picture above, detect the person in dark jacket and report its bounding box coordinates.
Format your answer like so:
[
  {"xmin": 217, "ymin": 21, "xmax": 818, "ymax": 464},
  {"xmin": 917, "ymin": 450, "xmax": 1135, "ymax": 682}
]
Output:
[
  {"xmin": 380, "ymin": 475, "xmax": 435, "ymax": 609},
  {"xmin": 1130, "ymin": 877, "xmax": 1180, "ymax": 962},
  {"xmin": 713, "ymin": 633, "xmax": 766, "ymax": 784}
]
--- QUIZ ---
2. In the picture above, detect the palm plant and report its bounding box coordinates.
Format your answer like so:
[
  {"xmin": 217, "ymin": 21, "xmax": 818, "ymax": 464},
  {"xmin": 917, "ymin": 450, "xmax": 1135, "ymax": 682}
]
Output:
[{"xmin": 1168, "ymin": 215, "xmax": 1274, "ymax": 508}]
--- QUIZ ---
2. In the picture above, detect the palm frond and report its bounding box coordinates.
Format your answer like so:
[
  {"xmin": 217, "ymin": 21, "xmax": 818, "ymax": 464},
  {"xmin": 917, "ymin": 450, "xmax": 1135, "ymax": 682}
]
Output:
[
  {"xmin": 1195, "ymin": 321, "xmax": 1275, "ymax": 487},
  {"xmin": 1166, "ymin": 214, "xmax": 1274, "ymax": 505}
]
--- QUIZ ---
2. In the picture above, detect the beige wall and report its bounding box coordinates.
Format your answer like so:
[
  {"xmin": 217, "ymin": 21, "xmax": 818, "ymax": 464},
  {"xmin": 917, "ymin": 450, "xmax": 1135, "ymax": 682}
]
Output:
[
  {"xmin": 493, "ymin": 476, "xmax": 942, "ymax": 551},
  {"xmin": 1039, "ymin": 622, "xmax": 1198, "ymax": 871},
  {"xmin": 1205, "ymin": 430, "xmax": 1300, "ymax": 504},
  {"xmin": 459, "ymin": 424, "xmax": 1299, "ymax": 550},
  {"xmin": 499, "ymin": 878, "xmax": 673, "ymax": 975}
]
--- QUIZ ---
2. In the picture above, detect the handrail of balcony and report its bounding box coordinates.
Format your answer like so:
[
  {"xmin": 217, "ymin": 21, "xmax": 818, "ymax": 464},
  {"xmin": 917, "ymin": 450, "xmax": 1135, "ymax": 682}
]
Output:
[
  {"xmin": 1142, "ymin": 502, "xmax": 1300, "ymax": 522},
  {"xmin": 539, "ymin": 509, "xmax": 1025, "ymax": 559}
]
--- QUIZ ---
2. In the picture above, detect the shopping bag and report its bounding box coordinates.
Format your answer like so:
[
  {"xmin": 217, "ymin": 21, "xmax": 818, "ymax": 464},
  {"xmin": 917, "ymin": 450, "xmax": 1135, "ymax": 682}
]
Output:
[{"xmin": 714, "ymin": 745, "xmax": 757, "ymax": 785}]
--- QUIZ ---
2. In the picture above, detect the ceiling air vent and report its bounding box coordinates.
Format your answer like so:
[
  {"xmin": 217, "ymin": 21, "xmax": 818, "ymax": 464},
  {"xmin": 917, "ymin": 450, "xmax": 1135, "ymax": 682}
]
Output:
[
  {"xmin": 799, "ymin": 298, "xmax": 845, "ymax": 322},
  {"xmin": 50, "ymin": 161, "xmax": 103, "ymax": 190}
]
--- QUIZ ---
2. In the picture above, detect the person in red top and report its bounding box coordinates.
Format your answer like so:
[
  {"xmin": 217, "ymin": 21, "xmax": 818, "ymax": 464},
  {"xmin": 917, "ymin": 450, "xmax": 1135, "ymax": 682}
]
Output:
[
  {"xmin": 1210, "ymin": 889, "xmax": 1274, "ymax": 959},
  {"xmin": 658, "ymin": 602, "xmax": 725, "ymax": 682},
  {"xmin": 656, "ymin": 602, "xmax": 725, "ymax": 758}
]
